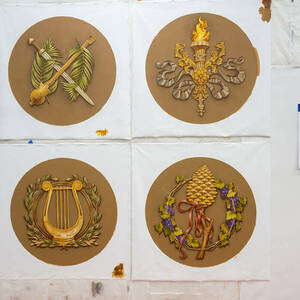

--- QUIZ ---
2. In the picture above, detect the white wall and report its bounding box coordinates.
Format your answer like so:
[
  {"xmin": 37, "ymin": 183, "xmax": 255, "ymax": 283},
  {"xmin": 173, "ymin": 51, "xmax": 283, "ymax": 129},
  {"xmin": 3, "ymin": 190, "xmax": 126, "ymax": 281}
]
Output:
[{"xmin": 0, "ymin": 0, "xmax": 298, "ymax": 299}]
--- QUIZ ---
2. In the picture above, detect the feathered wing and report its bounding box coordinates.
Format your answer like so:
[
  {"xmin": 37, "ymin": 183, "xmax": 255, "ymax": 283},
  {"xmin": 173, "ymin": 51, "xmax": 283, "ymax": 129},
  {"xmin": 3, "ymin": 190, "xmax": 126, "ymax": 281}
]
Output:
[
  {"xmin": 31, "ymin": 39, "xmax": 60, "ymax": 94},
  {"xmin": 63, "ymin": 44, "xmax": 94, "ymax": 101}
]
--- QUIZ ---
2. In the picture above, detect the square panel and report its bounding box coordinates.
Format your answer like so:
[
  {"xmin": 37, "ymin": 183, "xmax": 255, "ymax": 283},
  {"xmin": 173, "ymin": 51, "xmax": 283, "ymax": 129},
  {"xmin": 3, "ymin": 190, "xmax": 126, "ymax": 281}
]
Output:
[
  {"xmin": 0, "ymin": 143, "xmax": 130, "ymax": 279},
  {"xmin": 132, "ymin": 0, "xmax": 271, "ymax": 137},
  {"xmin": 0, "ymin": 1, "xmax": 130, "ymax": 139},
  {"xmin": 132, "ymin": 141, "xmax": 270, "ymax": 281}
]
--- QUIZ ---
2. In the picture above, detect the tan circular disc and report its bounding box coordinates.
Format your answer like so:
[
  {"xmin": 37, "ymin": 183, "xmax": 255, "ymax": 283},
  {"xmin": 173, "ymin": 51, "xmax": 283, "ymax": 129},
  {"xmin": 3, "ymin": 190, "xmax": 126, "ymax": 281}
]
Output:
[
  {"xmin": 146, "ymin": 157, "xmax": 256, "ymax": 267},
  {"xmin": 146, "ymin": 13, "xmax": 259, "ymax": 124},
  {"xmin": 9, "ymin": 17, "xmax": 116, "ymax": 126},
  {"xmin": 11, "ymin": 158, "xmax": 117, "ymax": 266}
]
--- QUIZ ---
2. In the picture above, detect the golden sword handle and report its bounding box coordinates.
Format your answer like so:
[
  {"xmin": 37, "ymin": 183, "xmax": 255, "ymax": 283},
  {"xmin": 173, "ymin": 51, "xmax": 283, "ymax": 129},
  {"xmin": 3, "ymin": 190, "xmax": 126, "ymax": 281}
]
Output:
[{"xmin": 47, "ymin": 36, "xmax": 95, "ymax": 87}]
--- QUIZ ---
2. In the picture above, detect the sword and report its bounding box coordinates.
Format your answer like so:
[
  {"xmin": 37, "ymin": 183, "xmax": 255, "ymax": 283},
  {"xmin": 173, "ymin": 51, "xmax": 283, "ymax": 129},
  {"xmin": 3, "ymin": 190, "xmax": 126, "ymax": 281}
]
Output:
[{"xmin": 28, "ymin": 38, "xmax": 95, "ymax": 106}]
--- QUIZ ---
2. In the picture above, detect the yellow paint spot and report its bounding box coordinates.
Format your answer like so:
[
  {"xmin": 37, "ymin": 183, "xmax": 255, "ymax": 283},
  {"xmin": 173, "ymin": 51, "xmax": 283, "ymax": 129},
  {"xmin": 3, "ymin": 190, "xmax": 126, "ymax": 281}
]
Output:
[{"xmin": 96, "ymin": 129, "xmax": 108, "ymax": 136}]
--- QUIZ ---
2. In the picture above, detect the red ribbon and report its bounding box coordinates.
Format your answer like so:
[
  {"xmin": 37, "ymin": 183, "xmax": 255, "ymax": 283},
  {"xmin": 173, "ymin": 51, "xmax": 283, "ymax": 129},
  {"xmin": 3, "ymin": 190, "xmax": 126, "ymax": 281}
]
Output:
[{"xmin": 177, "ymin": 200, "xmax": 214, "ymax": 260}]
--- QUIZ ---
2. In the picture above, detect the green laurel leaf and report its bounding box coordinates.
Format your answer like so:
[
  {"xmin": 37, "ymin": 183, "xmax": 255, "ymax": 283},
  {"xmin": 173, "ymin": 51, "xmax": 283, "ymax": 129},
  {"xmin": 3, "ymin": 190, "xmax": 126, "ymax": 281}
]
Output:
[
  {"xmin": 227, "ymin": 190, "xmax": 236, "ymax": 198},
  {"xmin": 190, "ymin": 239, "xmax": 200, "ymax": 248},
  {"xmin": 236, "ymin": 213, "xmax": 243, "ymax": 222},
  {"xmin": 226, "ymin": 200, "xmax": 231, "ymax": 210},
  {"xmin": 154, "ymin": 223, "xmax": 163, "ymax": 234},
  {"xmin": 169, "ymin": 233, "xmax": 176, "ymax": 243},
  {"xmin": 161, "ymin": 213, "xmax": 170, "ymax": 219},
  {"xmin": 235, "ymin": 203, "xmax": 243, "ymax": 212},
  {"xmin": 220, "ymin": 223, "xmax": 228, "ymax": 233},
  {"xmin": 220, "ymin": 240, "xmax": 229, "ymax": 247},
  {"xmin": 163, "ymin": 227, "xmax": 171, "ymax": 237},
  {"xmin": 240, "ymin": 197, "xmax": 247, "ymax": 206},
  {"xmin": 226, "ymin": 211, "xmax": 237, "ymax": 220},
  {"xmin": 235, "ymin": 221, "xmax": 241, "ymax": 231},
  {"xmin": 174, "ymin": 227, "xmax": 183, "ymax": 236},
  {"xmin": 165, "ymin": 196, "xmax": 175, "ymax": 206},
  {"xmin": 215, "ymin": 179, "xmax": 225, "ymax": 189},
  {"xmin": 228, "ymin": 182, "xmax": 234, "ymax": 190}
]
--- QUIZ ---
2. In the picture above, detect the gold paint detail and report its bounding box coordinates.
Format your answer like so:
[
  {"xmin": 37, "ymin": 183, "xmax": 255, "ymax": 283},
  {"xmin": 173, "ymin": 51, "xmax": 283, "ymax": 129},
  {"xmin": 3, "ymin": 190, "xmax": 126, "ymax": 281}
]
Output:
[
  {"xmin": 192, "ymin": 17, "xmax": 210, "ymax": 42},
  {"xmin": 156, "ymin": 16, "xmax": 247, "ymax": 117},
  {"xmin": 24, "ymin": 175, "xmax": 102, "ymax": 249},
  {"xmin": 42, "ymin": 180, "xmax": 84, "ymax": 246},
  {"xmin": 112, "ymin": 263, "xmax": 124, "ymax": 278}
]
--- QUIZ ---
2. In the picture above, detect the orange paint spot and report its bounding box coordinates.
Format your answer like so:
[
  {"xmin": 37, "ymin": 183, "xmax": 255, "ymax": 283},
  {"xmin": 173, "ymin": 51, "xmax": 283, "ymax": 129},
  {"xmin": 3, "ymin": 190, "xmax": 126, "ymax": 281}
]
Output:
[{"xmin": 112, "ymin": 263, "xmax": 124, "ymax": 278}]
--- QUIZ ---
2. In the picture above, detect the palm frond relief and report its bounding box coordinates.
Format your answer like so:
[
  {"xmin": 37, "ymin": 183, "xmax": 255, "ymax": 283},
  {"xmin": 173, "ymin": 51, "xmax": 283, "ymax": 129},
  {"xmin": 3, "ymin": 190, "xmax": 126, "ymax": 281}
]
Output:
[
  {"xmin": 63, "ymin": 44, "xmax": 94, "ymax": 101},
  {"xmin": 31, "ymin": 39, "xmax": 61, "ymax": 95}
]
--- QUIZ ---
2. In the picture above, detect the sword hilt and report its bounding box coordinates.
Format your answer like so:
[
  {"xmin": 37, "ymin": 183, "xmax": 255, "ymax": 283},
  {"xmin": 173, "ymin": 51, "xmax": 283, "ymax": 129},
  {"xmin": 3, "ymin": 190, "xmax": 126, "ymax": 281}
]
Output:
[{"xmin": 28, "ymin": 38, "xmax": 44, "ymax": 55}]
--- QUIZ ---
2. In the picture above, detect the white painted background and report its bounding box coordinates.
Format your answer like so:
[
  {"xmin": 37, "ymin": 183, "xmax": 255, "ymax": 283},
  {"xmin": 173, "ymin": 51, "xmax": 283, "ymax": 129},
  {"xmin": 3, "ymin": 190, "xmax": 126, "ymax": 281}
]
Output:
[{"xmin": 0, "ymin": 0, "xmax": 298, "ymax": 299}]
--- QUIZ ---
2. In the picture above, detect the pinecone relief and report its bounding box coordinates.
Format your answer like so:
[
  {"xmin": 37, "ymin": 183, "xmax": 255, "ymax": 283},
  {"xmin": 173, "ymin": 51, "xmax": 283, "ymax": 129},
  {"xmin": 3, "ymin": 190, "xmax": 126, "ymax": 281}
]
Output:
[{"xmin": 186, "ymin": 165, "xmax": 217, "ymax": 207}]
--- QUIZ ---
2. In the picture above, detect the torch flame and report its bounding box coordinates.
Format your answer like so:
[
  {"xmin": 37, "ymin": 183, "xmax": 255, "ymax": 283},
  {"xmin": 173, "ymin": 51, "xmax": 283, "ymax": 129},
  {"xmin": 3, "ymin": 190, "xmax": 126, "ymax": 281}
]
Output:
[{"xmin": 192, "ymin": 17, "xmax": 210, "ymax": 42}]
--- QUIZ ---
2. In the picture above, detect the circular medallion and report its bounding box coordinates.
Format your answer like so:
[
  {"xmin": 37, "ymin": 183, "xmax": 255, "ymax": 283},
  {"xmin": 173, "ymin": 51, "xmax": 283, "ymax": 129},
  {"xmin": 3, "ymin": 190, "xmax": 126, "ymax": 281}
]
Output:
[
  {"xmin": 9, "ymin": 16, "xmax": 116, "ymax": 126},
  {"xmin": 146, "ymin": 157, "xmax": 256, "ymax": 267},
  {"xmin": 11, "ymin": 158, "xmax": 117, "ymax": 266},
  {"xmin": 146, "ymin": 13, "xmax": 259, "ymax": 124}
]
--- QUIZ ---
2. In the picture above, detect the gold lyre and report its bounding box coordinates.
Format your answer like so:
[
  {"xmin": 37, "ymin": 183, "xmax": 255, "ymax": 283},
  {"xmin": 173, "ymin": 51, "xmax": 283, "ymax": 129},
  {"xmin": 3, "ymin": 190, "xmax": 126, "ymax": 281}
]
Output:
[{"xmin": 42, "ymin": 180, "xmax": 84, "ymax": 246}]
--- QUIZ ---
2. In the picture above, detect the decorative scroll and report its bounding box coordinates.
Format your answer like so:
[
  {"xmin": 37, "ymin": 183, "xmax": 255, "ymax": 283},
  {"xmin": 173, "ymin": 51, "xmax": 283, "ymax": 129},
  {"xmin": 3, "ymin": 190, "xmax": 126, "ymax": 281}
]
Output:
[
  {"xmin": 154, "ymin": 166, "xmax": 248, "ymax": 260},
  {"xmin": 156, "ymin": 17, "xmax": 246, "ymax": 117},
  {"xmin": 24, "ymin": 175, "xmax": 102, "ymax": 248}
]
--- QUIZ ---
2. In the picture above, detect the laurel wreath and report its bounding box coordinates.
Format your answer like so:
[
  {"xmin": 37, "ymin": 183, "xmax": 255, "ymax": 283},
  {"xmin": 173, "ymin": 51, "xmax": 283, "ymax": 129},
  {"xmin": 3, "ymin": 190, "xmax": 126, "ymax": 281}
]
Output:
[
  {"xmin": 24, "ymin": 175, "xmax": 102, "ymax": 248},
  {"xmin": 154, "ymin": 176, "xmax": 247, "ymax": 254}
]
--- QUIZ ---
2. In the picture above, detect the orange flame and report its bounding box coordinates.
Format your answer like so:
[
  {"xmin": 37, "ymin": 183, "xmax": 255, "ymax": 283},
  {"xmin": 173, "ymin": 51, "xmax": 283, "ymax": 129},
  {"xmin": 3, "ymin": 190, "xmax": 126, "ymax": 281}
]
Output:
[{"xmin": 192, "ymin": 17, "xmax": 210, "ymax": 42}]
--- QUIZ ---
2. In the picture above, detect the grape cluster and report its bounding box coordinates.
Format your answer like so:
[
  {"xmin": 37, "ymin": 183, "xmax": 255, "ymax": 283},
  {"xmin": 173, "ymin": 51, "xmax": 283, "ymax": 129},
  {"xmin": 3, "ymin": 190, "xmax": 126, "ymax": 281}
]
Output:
[
  {"xmin": 162, "ymin": 218, "xmax": 175, "ymax": 231},
  {"xmin": 177, "ymin": 234, "xmax": 187, "ymax": 245},
  {"xmin": 165, "ymin": 205, "xmax": 175, "ymax": 216},
  {"xmin": 232, "ymin": 196, "xmax": 239, "ymax": 205},
  {"xmin": 227, "ymin": 219, "xmax": 236, "ymax": 230},
  {"xmin": 229, "ymin": 196, "xmax": 240, "ymax": 211},
  {"xmin": 221, "ymin": 185, "xmax": 229, "ymax": 199}
]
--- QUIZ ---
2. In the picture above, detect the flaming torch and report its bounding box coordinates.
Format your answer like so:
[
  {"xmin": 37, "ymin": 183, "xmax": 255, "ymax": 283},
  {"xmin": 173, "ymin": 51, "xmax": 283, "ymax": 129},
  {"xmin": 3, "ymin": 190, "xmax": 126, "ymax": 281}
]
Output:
[{"xmin": 190, "ymin": 17, "xmax": 211, "ymax": 116}]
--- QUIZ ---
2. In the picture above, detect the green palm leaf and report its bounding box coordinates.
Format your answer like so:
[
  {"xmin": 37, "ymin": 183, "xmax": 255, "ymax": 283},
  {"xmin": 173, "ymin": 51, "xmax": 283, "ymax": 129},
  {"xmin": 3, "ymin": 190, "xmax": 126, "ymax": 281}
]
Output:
[
  {"xmin": 63, "ymin": 44, "xmax": 94, "ymax": 101},
  {"xmin": 31, "ymin": 39, "xmax": 61, "ymax": 94}
]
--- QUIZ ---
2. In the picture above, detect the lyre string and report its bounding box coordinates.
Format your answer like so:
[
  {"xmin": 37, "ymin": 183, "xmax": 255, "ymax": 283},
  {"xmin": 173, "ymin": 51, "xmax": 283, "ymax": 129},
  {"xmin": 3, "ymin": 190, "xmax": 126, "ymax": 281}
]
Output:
[
  {"xmin": 60, "ymin": 188, "xmax": 63, "ymax": 229},
  {"xmin": 56, "ymin": 189, "xmax": 59, "ymax": 228},
  {"xmin": 51, "ymin": 185, "xmax": 78, "ymax": 230},
  {"xmin": 67, "ymin": 189, "xmax": 69, "ymax": 228},
  {"xmin": 63, "ymin": 189, "xmax": 66, "ymax": 229}
]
